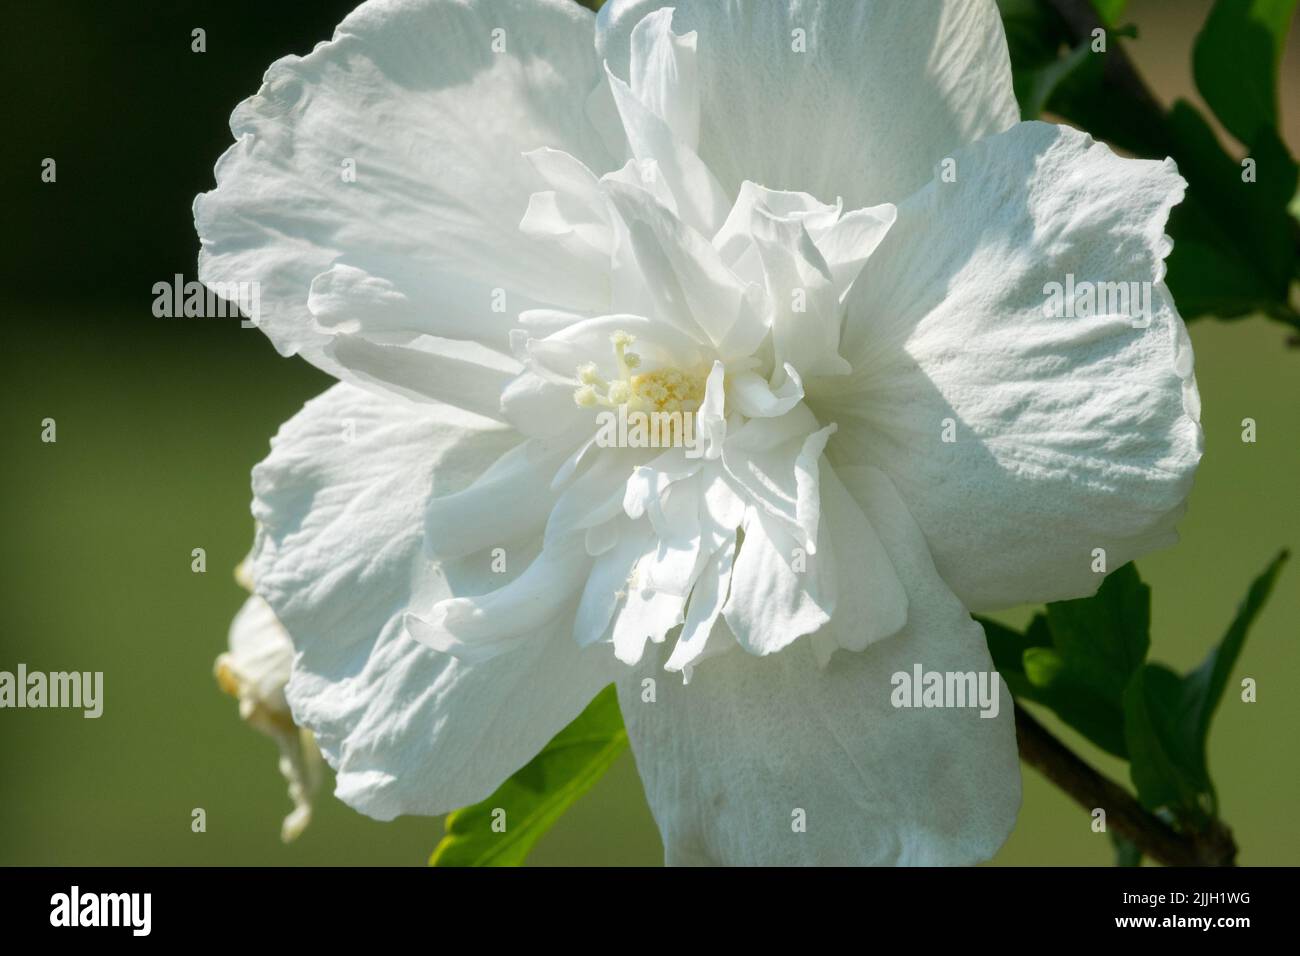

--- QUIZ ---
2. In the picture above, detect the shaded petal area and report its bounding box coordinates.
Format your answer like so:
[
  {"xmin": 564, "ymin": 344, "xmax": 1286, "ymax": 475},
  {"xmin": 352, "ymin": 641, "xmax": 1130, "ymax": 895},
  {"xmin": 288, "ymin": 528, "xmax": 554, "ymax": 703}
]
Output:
[
  {"xmin": 251, "ymin": 383, "xmax": 618, "ymax": 819},
  {"xmin": 196, "ymin": 0, "xmax": 617, "ymax": 376},
  {"xmin": 617, "ymin": 468, "xmax": 1020, "ymax": 865},
  {"xmin": 824, "ymin": 122, "xmax": 1202, "ymax": 611},
  {"xmin": 597, "ymin": 0, "xmax": 1018, "ymax": 207}
]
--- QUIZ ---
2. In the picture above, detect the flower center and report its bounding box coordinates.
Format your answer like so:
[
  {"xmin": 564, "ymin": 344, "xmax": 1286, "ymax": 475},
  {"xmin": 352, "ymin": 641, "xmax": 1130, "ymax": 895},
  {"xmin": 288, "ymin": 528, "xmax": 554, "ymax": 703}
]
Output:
[{"xmin": 572, "ymin": 331, "xmax": 707, "ymax": 413}]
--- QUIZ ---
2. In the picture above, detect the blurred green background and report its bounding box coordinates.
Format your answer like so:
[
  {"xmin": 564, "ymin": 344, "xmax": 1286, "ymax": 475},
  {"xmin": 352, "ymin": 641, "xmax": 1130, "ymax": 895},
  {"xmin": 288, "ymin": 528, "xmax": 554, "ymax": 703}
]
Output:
[{"xmin": 2, "ymin": 0, "xmax": 1296, "ymax": 865}]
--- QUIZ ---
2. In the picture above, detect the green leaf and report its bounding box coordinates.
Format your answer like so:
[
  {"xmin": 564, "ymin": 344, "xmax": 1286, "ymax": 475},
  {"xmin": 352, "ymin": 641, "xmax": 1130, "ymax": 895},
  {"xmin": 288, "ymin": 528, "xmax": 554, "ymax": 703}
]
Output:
[
  {"xmin": 1124, "ymin": 663, "xmax": 1213, "ymax": 824},
  {"xmin": 1019, "ymin": 38, "xmax": 1093, "ymax": 120},
  {"xmin": 995, "ymin": 1, "xmax": 1131, "ymax": 124},
  {"xmin": 1025, "ymin": 21, "xmax": 1170, "ymax": 158},
  {"xmin": 429, "ymin": 685, "xmax": 627, "ymax": 866},
  {"xmin": 1124, "ymin": 551, "xmax": 1289, "ymax": 824},
  {"xmin": 1193, "ymin": 0, "xmax": 1298, "ymax": 146},
  {"xmin": 1091, "ymin": 0, "xmax": 1129, "ymax": 27},
  {"xmin": 995, "ymin": 0, "xmax": 1299, "ymax": 327},
  {"xmin": 997, "ymin": 0, "xmax": 1069, "ymax": 68},
  {"xmin": 1046, "ymin": 563, "xmax": 1151, "ymax": 702},
  {"xmin": 977, "ymin": 565, "xmax": 1150, "ymax": 759},
  {"xmin": 1185, "ymin": 1, "xmax": 1300, "ymax": 322},
  {"xmin": 981, "ymin": 612, "xmax": 1049, "ymax": 681},
  {"xmin": 1110, "ymin": 830, "xmax": 1142, "ymax": 867},
  {"xmin": 1163, "ymin": 101, "xmax": 1300, "ymax": 320},
  {"xmin": 1179, "ymin": 549, "xmax": 1290, "ymax": 756},
  {"xmin": 997, "ymin": 0, "xmax": 1068, "ymax": 119}
]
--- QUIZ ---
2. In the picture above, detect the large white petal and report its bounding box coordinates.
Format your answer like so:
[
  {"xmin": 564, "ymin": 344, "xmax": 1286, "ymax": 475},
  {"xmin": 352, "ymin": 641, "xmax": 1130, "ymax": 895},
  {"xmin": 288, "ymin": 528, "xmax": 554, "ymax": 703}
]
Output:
[
  {"xmin": 824, "ymin": 121, "xmax": 1202, "ymax": 611},
  {"xmin": 722, "ymin": 505, "xmax": 832, "ymax": 656},
  {"xmin": 597, "ymin": 0, "xmax": 1018, "ymax": 208},
  {"xmin": 721, "ymin": 404, "xmax": 833, "ymax": 551},
  {"xmin": 306, "ymin": 262, "xmax": 519, "ymax": 351},
  {"xmin": 424, "ymin": 439, "xmax": 572, "ymax": 560},
  {"xmin": 251, "ymin": 383, "xmax": 617, "ymax": 819},
  {"xmin": 818, "ymin": 465, "xmax": 908, "ymax": 654},
  {"xmin": 325, "ymin": 333, "xmax": 520, "ymax": 422},
  {"xmin": 747, "ymin": 206, "xmax": 849, "ymax": 379},
  {"xmin": 618, "ymin": 468, "xmax": 1021, "ymax": 865},
  {"xmin": 604, "ymin": 71, "xmax": 728, "ymax": 238},
  {"xmin": 603, "ymin": 181, "xmax": 765, "ymax": 356},
  {"xmin": 407, "ymin": 538, "xmax": 592, "ymax": 663},
  {"xmin": 196, "ymin": 0, "xmax": 616, "ymax": 370},
  {"xmin": 711, "ymin": 182, "xmax": 896, "ymax": 315}
]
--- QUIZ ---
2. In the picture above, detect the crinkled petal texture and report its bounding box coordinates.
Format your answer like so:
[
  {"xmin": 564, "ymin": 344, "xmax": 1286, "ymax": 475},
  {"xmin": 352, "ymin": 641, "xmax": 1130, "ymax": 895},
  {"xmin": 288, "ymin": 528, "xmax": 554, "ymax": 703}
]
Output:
[
  {"xmin": 218, "ymin": 0, "xmax": 1202, "ymax": 867},
  {"xmin": 194, "ymin": 0, "xmax": 617, "ymax": 407},
  {"xmin": 818, "ymin": 121, "xmax": 1203, "ymax": 611},
  {"xmin": 596, "ymin": 0, "xmax": 1019, "ymax": 207},
  {"xmin": 251, "ymin": 384, "xmax": 620, "ymax": 819},
  {"xmin": 617, "ymin": 469, "xmax": 1020, "ymax": 866}
]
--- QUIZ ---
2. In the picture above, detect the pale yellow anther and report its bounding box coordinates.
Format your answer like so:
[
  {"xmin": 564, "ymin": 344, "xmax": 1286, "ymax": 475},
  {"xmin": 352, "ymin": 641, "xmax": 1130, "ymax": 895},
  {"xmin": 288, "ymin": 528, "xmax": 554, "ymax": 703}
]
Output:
[
  {"xmin": 630, "ymin": 367, "xmax": 705, "ymax": 413},
  {"xmin": 611, "ymin": 331, "xmax": 638, "ymax": 382},
  {"xmin": 572, "ymin": 328, "xmax": 707, "ymax": 414}
]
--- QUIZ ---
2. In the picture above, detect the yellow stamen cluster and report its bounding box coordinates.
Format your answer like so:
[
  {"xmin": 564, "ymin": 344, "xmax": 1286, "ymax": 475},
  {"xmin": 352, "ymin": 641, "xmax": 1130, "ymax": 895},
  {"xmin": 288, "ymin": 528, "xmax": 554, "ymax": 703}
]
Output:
[
  {"xmin": 630, "ymin": 366, "xmax": 706, "ymax": 412},
  {"xmin": 573, "ymin": 331, "xmax": 706, "ymax": 412}
]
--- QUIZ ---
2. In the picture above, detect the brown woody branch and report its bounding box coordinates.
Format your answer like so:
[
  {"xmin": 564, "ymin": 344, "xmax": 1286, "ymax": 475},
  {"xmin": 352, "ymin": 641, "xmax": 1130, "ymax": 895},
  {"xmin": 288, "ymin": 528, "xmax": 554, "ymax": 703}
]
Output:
[{"xmin": 1014, "ymin": 705, "xmax": 1237, "ymax": 866}]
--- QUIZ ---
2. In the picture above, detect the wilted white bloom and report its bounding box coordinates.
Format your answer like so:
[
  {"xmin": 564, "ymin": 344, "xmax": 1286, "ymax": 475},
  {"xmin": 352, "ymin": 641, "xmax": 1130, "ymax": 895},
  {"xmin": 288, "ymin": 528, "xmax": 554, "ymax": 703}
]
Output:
[
  {"xmin": 197, "ymin": 0, "xmax": 1201, "ymax": 864},
  {"xmin": 216, "ymin": 560, "xmax": 322, "ymax": 843}
]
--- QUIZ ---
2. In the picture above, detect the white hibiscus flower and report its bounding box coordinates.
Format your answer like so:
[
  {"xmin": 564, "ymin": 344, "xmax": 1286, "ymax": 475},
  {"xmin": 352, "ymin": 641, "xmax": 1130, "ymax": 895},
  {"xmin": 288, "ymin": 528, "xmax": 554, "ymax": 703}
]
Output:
[
  {"xmin": 196, "ymin": 0, "xmax": 1202, "ymax": 865},
  {"xmin": 216, "ymin": 559, "xmax": 322, "ymax": 843}
]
